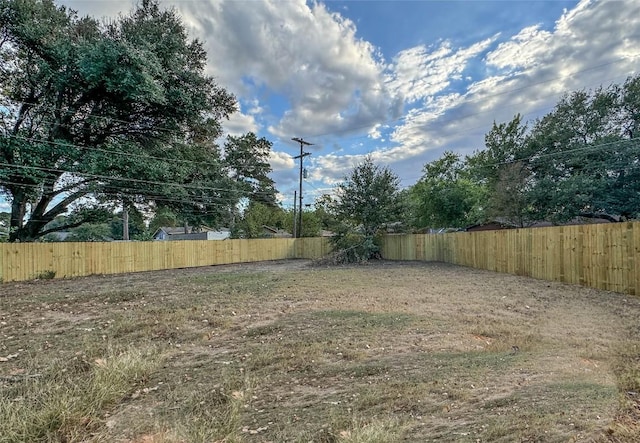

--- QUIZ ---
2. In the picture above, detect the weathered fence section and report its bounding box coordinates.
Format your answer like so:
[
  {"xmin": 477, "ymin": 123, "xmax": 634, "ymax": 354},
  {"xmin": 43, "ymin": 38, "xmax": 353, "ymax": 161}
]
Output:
[
  {"xmin": 0, "ymin": 237, "xmax": 332, "ymax": 282},
  {"xmin": 381, "ymin": 222, "xmax": 640, "ymax": 295}
]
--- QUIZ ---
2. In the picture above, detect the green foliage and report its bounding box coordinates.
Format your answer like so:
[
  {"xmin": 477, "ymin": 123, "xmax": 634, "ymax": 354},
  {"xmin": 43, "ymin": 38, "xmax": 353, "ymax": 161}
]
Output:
[
  {"xmin": 66, "ymin": 223, "xmax": 112, "ymax": 242},
  {"xmin": 33, "ymin": 270, "xmax": 56, "ymax": 279},
  {"xmin": 467, "ymin": 114, "xmax": 528, "ymax": 188},
  {"xmin": 412, "ymin": 152, "xmax": 486, "ymax": 229},
  {"xmin": 415, "ymin": 76, "xmax": 640, "ymax": 228},
  {"xmin": 39, "ymin": 210, "xmax": 148, "ymax": 242},
  {"xmin": 147, "ymin": 206, "xmax": 180, "ymax": 234},
  {"xmin": 277, "ymin": 208, "xmax": 321, "ymax": 238},
  {"xmin": 109, "ymin": 208, "xmax": 146, "ymax": 241},
  {"xmin": 0, "ymin": 212, "xmax": 9, "ymax": 241},
  {"xmin": 329, "ymin": 225, "xmax": 381, "ymax": 264},
  {"xmin": 486, "ymin": 162, "xmax": 532, "ymax": 227},
  {"xmin": 330, "ymin": 157, "xmax": 405, "ymax": 262},
  {"xmin": 466, "ymin": 115, "xmax": 533, "ymax": 227},
  {"xmin": 224, "ymin": 133, "xmax": 278, "ymax": 207},
  {"xmin": 524, "ymin": 82, "xmax": 640, "ymax": 221},
  {"xmin": 0, "ymin": 0, "xmax": 242, "ymax": 241},
  {"xmin": 334, "ymin": 157, "xmax": 406, "ymax": 236},
  {"xmin": 297, "ymin": 210, "xmax": 322, "ymax": 237},
  {"xmin": 314, "ymin": 193, "xmax": 340, "ymax": 231},
  {"xmin": 232, "ymin": 202, "xmax": 288, "ymax": 238}
]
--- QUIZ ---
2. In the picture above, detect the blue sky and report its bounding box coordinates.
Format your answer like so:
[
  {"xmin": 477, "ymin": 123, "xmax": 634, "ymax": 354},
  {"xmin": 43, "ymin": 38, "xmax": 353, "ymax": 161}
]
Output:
[{"xmin": 39, "ymin": 0, "xmax": 640, "ymax": 211}]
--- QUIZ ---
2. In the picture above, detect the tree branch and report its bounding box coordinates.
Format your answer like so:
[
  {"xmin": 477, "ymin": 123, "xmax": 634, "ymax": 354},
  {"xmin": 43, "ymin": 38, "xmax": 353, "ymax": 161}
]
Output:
[
  {"xmin": 578, "ymin": 212, "xmax": 620, "ymax": 223},
  {"xmin": 43, "ymin": 189, "xmax": 93, "ymax": 220},
  {"xmin": 38, "ymin": 219, "xmax": 92, "ymax": 237}
]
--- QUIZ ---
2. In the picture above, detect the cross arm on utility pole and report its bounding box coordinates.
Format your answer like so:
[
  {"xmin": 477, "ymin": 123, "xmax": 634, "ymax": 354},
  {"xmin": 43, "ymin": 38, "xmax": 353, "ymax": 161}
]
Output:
[{"xmin": 292, "ymin": 137, "xmax": 313, "ymax": 147}]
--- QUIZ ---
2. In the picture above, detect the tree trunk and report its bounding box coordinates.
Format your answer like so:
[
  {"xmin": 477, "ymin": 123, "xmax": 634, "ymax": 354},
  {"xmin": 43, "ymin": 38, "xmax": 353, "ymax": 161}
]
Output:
[
  {"xmin": 9, "ymin": 189, "xmax": 27, "ymax": 242},
  {"xmin": 123, "ymin": 203, "xmax": 130, "ymax": 241}
]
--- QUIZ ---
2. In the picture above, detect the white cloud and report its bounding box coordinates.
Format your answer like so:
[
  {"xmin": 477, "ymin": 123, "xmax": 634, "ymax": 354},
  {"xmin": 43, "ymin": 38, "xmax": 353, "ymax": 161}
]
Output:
[
  {"xmin": 223, "ymin": 111, "xmax": 258, "ymax": 136},
  {"xmin": 247, "ymin": 99, "xmax": 264, "ymax": 116},
  {"xmin": 178, "ymin": 0, "xmax": 398, "ymax": 140},
  {"xmin": 483, "ymin": 0, "xmax": 640, "ymax": 92},
  {"xmin": 269, "ymin": 151, "xmax": 295, "ymax": 171},
  {"xmin": 381, "ymin": 0, "xmax": 640, "ymax": 178},
  {"xmin": 313, "ymin": 154, "xmax": 364, "ymax": 186},
  {"xmin": 485, "ymin": 25, "xmax": 552, "ymax": 71},
  {"xmin": 368, "ymin": 123, "xmax": 382, "ymax": 140},
  {"xmin": 386, "ymin": 36, "xmax": 497, "ymax": 103}
]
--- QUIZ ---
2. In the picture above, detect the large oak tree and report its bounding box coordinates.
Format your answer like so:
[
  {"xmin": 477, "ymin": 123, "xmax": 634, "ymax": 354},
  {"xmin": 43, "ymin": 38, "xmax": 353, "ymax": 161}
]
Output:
[{"xmin": 0, "ymin": 0, "xmax": 241, "ymax": 241}]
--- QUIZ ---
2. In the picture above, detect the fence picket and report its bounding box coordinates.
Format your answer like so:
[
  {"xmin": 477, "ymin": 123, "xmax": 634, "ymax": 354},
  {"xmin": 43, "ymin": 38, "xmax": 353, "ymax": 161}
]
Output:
[
  {"xmin": 0, "ymin": 238, "xmax": 329, "ymax": 282},
  {"xmin": 381, "ymin": 222, "xmax": 639, "ymax": 295}
]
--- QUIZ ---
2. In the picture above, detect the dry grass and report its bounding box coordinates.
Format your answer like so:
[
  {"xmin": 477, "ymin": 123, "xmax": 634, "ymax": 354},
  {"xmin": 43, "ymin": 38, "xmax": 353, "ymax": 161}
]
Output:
[{"xmin": 1, "ymin": 260, "xmax": 639, "ymax": 442}]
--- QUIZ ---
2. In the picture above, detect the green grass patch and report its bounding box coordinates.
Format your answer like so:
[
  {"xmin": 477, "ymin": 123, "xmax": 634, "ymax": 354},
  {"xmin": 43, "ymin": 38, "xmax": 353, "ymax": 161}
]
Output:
[{"xmin": 0, "ymin": 346, "xmax": 162, "ymax": 443}]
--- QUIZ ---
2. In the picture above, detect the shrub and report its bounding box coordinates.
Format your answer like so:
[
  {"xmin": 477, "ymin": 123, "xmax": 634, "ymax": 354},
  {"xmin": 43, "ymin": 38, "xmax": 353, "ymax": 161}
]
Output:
[{"xmin": 325, "ymin": 225, "xmax": 382, "ymax": 265}]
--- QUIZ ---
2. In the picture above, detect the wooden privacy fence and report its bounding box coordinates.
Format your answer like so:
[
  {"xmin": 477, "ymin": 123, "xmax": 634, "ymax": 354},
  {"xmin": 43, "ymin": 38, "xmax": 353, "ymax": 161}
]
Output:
[
  {"xmin": 2, "ymin": 223, "xmax": 639, "ymax": 295},
  {"xmin": 0, "ymin": 237, "xmax": 331, "ymax": 282},
  {"xmin": 381, "ymin": 222, "xmax": 640, "ymax": 295}
]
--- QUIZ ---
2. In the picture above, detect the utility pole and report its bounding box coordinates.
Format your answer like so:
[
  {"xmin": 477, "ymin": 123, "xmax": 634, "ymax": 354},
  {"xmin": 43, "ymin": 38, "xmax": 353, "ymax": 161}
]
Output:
[
  {"xmin": 122, "ymin": 200, "xmax": 129, "ymax": 241},
  {"xmin": 292, "ymin": 191, "xmax": 297, "ymax": 238},
  {"xmin": 292, "ymin": 137, "xmax": 312, "ymax": 238}
]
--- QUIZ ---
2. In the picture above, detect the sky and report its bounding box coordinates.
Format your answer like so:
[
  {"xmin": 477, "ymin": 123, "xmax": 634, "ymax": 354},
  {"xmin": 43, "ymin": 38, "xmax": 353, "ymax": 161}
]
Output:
[{"xmin": 47, "ymin": 0, "xmax": 640, "ymax": 210}]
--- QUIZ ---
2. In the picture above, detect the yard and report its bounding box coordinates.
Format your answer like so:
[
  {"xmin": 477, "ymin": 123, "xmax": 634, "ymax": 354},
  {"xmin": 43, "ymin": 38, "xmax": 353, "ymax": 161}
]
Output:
[{"xmin": 1, "ymin": 260, "xmax": 639, "ymax": 442}]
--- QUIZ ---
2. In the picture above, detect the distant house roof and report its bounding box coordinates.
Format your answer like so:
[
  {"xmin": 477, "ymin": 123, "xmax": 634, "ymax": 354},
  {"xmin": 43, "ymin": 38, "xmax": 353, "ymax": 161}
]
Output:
[
  {"xmin": 41, "ymin": 230, "xmax": 72, "ymax": 241},
  {"xmin": 153, "ymin": 226, "xmax": 231, "ymax": 241},
  {"xmin": 466, "ymin": 214, "xmax": 618, "ymax": 232},
  {"xmin": 153, "ymin": 226, "xmax": 188, "ymax": 240},
  {"xmin": 155, "ymin": 226, "xmax": 189, "ymax": 235},
  {"xmin": 262, "ymin": 225, "xmax": 292, "ymax": 238},
  {"xmin": 465, "ymin": 221, "xmax": 515, "ymax": 232}
]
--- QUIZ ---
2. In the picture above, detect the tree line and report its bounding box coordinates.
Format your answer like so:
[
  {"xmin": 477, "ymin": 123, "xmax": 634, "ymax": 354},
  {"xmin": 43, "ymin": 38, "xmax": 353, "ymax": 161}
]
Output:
[
  {"xmin": 315, "ymin": 75, "xmax": 640, "ymax": 262},
  {"xmin": 1, "ymin": 0, "xmax": 638, "ymax": 257},
  {"xmin": 412, "ymin": 76, "xmax": 640, "ymax": 229}
]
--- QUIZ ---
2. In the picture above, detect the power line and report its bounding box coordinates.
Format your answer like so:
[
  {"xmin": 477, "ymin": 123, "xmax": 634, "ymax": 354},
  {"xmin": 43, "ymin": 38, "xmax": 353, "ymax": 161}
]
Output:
[
  {"xmin": 295, "ymin": 70, "xmax": 638, "ymax": 187},
  {"xmin": 0, "ymin": 133, "xmax": 270, "ymax": 200},
  {"xmin": 2, "ymin": 133, "xmax": 228, "ymax": 171},
  {"xmin": 319, "ymin": 71, "xmax": 634, "ymax": 159},
  {"xmin": 0, "ymin": 161, "xmax": 268, "ymax": 197},
  {"xmin": 398, "ymin": 135, "xmax": 640, "ymax": 185},
  {"xmin": 0, "ymin": 179, "xmax": 242, "ymax": 215},
  {"xmin": 3, "ymin": 56, "xmax": 640, "ymax": 214}
]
